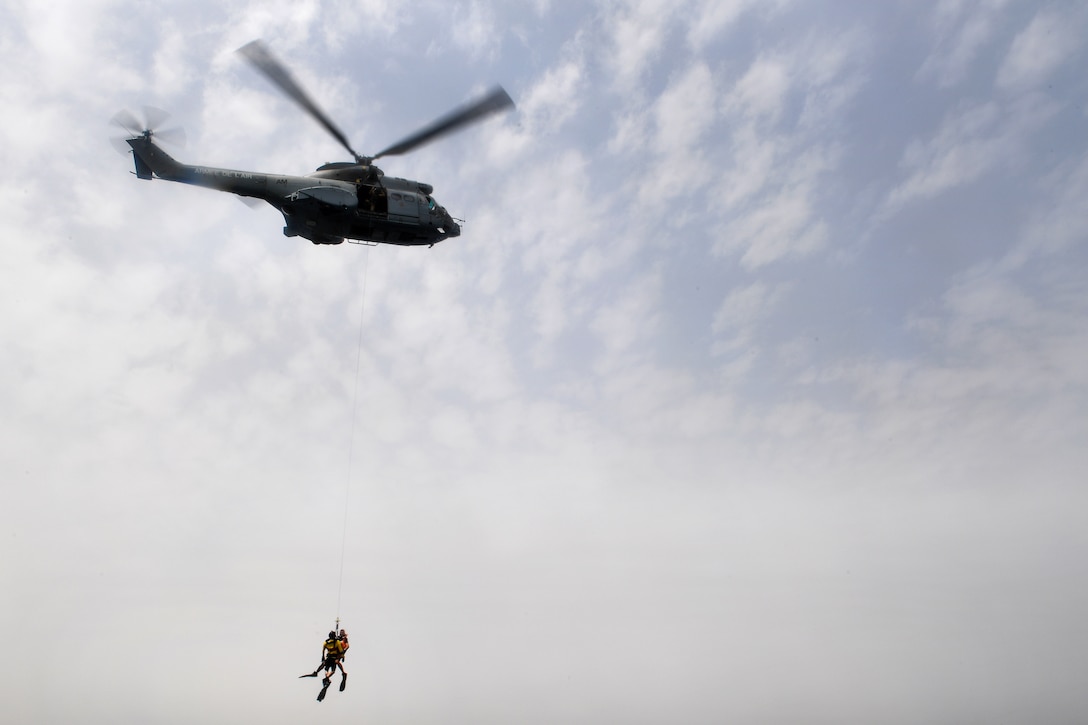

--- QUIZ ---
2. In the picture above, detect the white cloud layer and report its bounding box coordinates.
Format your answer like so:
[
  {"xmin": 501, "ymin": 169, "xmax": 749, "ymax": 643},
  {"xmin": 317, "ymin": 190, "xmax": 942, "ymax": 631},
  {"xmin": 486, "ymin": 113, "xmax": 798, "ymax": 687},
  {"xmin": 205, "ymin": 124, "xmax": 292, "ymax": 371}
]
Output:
[{"xmin": 3, "ymin": 1, "xmax": 1088, "ymax": 723}]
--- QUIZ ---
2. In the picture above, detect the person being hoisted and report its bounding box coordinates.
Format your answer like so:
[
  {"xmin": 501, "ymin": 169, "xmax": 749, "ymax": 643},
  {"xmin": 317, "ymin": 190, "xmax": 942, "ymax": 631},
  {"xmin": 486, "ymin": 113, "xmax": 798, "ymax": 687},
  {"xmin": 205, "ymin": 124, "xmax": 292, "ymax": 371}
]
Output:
[
  {"xmin": 319, "ymin": 630, "xmax": 346, "ymax": 700},
  {"xmin": 302, "ymin": 630, "xmax": 348, "ymax": 702},
  {"xmin": 336, "ymin": 629, "xmax": 349, "ymax": 691}
]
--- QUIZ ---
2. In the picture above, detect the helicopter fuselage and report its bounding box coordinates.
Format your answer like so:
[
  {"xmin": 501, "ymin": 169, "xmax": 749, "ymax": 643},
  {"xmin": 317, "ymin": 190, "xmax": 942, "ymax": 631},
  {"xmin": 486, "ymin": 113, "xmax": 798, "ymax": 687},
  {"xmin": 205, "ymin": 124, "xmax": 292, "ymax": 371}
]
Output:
[{"xmin": 126, "ymin": 135, "xmax": 460, "ymax": 246}]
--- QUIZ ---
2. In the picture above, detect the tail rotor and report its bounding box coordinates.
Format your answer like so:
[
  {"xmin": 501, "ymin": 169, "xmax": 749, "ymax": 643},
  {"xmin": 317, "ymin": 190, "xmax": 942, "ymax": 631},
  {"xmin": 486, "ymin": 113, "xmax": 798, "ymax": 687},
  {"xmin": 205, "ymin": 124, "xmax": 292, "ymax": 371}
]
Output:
[{"xmin": 110, "ymin": 106, "xmax": 186, "ymax": 154}]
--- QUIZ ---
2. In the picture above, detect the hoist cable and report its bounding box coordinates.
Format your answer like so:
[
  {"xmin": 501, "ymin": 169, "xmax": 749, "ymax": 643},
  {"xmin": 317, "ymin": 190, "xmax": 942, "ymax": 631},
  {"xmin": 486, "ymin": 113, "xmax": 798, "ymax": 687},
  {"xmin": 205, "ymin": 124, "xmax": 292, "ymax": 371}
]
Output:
[{"xmin": 335, "ymin": 247, "xmax": 371, "ymax": 622}]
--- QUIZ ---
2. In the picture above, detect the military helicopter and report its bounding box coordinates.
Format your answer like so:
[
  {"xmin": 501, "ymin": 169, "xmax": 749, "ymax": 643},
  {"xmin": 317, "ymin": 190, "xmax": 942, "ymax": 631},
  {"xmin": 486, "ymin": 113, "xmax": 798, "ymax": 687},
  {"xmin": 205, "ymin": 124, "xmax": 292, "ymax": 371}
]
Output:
[{"xmin": 113, "ymin": 40, "xmax": 514, "ymax": 247}]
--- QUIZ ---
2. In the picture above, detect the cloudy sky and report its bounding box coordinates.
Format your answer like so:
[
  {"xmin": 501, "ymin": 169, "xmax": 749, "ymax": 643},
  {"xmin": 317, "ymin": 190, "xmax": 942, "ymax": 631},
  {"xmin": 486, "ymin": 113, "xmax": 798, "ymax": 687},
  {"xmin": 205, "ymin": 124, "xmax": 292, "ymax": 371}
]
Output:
[{"xmin": 3, "ymin": 0, "xmax": 1088, "ymax": 722}]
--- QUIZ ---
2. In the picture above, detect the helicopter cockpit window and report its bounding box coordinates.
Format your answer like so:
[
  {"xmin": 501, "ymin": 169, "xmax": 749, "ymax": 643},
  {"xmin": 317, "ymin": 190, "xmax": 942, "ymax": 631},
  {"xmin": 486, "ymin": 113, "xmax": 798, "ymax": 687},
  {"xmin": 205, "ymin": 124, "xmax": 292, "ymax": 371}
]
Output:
[{"xmin": 427, "ymin": 196, "xmax": 436, "ymax": 211}]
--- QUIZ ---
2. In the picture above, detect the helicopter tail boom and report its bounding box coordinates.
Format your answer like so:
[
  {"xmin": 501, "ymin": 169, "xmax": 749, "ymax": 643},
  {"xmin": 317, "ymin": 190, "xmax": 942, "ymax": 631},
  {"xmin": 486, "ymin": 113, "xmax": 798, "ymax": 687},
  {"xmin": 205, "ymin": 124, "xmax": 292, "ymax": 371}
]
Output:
[
  {"xmin": 126, "ymin": 135, "xmax": 273, "ymax": 198},
  {"xmin": 126, "ymin": 135, "xmax": 363, "ymax": 211}
]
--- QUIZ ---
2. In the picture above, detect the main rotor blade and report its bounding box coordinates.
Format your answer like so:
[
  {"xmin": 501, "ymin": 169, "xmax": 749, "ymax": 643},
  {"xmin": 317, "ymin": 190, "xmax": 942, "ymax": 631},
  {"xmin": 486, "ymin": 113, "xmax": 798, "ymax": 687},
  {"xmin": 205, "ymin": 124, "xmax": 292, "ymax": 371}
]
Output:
[
  {"xmin": 237, "ymin": 40, "xmax": 359, "ymax": 160},
  {"xmin": 372, "ymin": 86, "xmax": 515, "ymax": 160}
]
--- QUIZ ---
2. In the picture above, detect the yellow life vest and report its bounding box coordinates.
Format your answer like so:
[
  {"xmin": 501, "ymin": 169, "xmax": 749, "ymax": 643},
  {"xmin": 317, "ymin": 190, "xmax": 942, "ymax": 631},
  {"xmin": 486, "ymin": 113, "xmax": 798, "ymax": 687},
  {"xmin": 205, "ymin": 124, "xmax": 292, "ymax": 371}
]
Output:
[{"xmin": 323, "ymin": 638, "xmax": 342, "ymax": 658}]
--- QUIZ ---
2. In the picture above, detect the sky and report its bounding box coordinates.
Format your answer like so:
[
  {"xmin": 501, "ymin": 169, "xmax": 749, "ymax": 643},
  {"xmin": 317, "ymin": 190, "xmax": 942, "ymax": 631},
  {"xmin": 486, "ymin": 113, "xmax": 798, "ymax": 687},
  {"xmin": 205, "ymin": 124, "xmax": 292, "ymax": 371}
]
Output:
[{"xmin": 2, "ymin": 0, "xmax": 1088, "ymax": 722}]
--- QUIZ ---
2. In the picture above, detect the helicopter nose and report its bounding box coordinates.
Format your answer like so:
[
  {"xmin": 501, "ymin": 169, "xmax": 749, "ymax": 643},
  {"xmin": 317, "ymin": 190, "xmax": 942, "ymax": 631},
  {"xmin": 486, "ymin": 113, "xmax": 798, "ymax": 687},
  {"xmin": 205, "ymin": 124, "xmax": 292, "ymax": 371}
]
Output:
[{"xmin": 439, "ymin": 210, "xmax": 460, "ymax": 237}]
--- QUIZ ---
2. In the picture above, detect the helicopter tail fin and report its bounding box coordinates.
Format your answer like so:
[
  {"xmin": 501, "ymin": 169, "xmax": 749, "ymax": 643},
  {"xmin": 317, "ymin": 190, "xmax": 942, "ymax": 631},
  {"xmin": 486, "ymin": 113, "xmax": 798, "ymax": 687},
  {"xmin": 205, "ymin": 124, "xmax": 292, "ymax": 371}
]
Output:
[
  {"xmin": 112, "ymin": 108, "xmax": 186, "ymax": 180},
  {"xmin": 127, "ymin": 137, "xmax": 188, "ymax": 182},
  {"xmin": 132, "ymin": 151, "xmax": 154, "ymax": 180}
]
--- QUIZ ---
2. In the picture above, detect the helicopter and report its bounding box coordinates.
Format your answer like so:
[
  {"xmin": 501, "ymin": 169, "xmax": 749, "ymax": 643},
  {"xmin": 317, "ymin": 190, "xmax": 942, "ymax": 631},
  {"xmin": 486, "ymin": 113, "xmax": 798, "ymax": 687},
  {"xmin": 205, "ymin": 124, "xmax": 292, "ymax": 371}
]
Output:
[{"xmin": 113, "ymin": 40, "xmax": 515, "ymax": 247}]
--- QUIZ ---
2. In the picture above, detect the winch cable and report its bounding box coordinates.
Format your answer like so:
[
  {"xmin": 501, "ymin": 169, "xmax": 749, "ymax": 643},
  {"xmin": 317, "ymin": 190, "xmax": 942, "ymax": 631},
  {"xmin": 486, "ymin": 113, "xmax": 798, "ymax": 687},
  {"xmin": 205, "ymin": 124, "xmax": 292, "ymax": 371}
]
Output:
[{"xmin": 335, "ymin": 246, "xmax": 371, "ymax": 624}]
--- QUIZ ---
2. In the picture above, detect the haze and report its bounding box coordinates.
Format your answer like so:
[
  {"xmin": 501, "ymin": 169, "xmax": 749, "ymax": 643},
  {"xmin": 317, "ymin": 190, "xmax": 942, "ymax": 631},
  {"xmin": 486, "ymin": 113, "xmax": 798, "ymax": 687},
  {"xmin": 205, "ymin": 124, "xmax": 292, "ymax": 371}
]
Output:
[{"xmin": 2, "ymin": 1, "xmax": 1087, "ymax": 723}]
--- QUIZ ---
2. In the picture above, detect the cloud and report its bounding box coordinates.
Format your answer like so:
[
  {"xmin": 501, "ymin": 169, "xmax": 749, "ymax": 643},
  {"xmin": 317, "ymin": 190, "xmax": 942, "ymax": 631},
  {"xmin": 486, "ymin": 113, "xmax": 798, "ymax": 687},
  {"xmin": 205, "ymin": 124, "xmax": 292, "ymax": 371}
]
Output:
[
  {"xmin": 653, "ymin": 62, "xmax": 718, "ymax": 155},
  {"xmin": 6, "ymin": 3, "xmax": 1088, "ymax": 722},
  {"xmin": 886, "ymin": 100, "xmax": 1002, "ymax": 207},
  {"xmin": 319, "ymin": 0, "xmax": 400, "ymax": 47},
  {"xmin": 456, "ymin": 141, "xmax": 620, "ymax": 369},
  {"xmin": 601, "ymin": 0, "xmax": 681, "ymax": 93},
  {"xmin": 450, "ymin": 0, "xmax": 501, "ymax": 61},
  {"xmin": 1004, "ymin": 153, "xmax": 1088, "ymax": 268},
  {"xmin": 882, "ymin": 93, "xmax": 1055, "ymax": 214},
  {"xmin": 523, "ymin": 59, "xmax": 585, "ymax": 130},
  {"xmin": 152, "ymin": 20, "xmax": 199, "ymax": 98},
  {"xmin": 724, "ymin": 55, "xmax": 792, "ymax": 123},
  {"xmin": 685, "ymin": 0, "xmax": 762, "ymax": 49},
  {"xmin": 713, "ymin": 133, "xmax": 837, "ymax": 268},
  {"xmin": 710, "ymin": 32, "xmax": 865, "ymax": 268},
  {"xmin": 712, "ymin": 281, "xmax": 787, "ymax": 353},
  {"xmin": 633, "ymin": 61, "xmax": 719, "ymax": 208},
  {"xmin": 218, "ymin": 0, "xmax": 323, "ymax": 52},
  {"xmin": 916, "ymin": 0, "xmax": 1007, "ymax": 88},
  {"xmin": 478, "ymin": 36, "xmax": 587, "ymax": 168},
  {"xmin": 590, "ymin": 268, "xmax": 663, "ymax": 364},
  {"xmin": 996, "ymin": 7, "xmax": 1084, "ymax": 92},
  {"xmin": 721, "ymin": 177, "xmax": 830, "ymax": 269}
]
